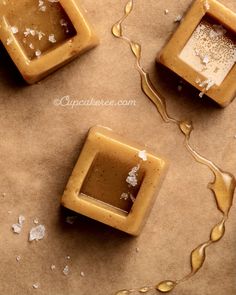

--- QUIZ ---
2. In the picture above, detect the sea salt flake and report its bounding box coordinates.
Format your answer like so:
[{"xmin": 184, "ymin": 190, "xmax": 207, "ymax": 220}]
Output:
[
  {"xmin": 202, "ymin": 55, "xmax": 209, "ymax": 65},
  {"xmin": 32, "ymin": 283, "xmax": 40, "ymax": 289},
  {"xmin": 204, "ymin": 0, "xmax": 210, "ymax": 10},
  {"xmin": 12, "ymin": 223, "xmax": 22, "ymax": 234},
  {"xmin": 35, "ymin": 50, "xmax": 42, "ymax": 57},
  {"xmin": 63, "ymin": 265, "xmax": 69, "ymax": 276},
  {"xmin": 6, "ymin": 38, "xmax": 13, "ymax": 45},
  {"xmin": 29, "ymin": 224, "xmax": 45, "ymax": 241},
  {"xmin": 16, "ymin": 255, "xmax": 21, "ymax": 262},
  {"xmin": 11, "ymin": 26, "xmax": 18, "ymax": 34},
  {"xmin": 51, "ymin": 264, "xmax": 56, "ymax": 270},
  {"xmin": 18, "ymin": 215, "xmax": 25, "ymax": 226},
  {"xmin": 120, "ymin": 193, "xmax": 129, "ymax": 200},
  {"xmin": 48, "ymin": 34, "xmax": 56, "ymax": 43},
  {"xmin": 174, "ymin": 15, "xmax": 182, "ymax": 22},
  {"xmin": 80, "ymin": 271, "xmax": 85, "ymax": 277},
  {"xmin": 164, "ymin": 9, "xmax": 169, "ymax": 15},
  {"xmin": 138, "ymin": 150, "xmax": 147, "ymax": 161},
  {"xmin": 126, "ymin": 164, "xmax": 140, "ymax": 187}
]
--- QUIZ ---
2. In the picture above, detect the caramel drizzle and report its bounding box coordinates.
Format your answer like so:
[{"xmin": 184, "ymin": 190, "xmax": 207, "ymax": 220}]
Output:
[{"xmin": 112, "ymin": 1, "xmax": 236, "ymax": 294}]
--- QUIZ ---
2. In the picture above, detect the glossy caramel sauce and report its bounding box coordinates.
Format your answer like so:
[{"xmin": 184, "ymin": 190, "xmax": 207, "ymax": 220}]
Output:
[{"xmin": 112, "ymin": 0, "xmax": 236, "ymax": 293}]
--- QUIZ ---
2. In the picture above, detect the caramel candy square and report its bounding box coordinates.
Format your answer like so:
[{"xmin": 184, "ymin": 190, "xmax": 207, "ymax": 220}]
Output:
[
  {"xmin": 61, "ymin": 126, "xmax": 168, "ymax": 236},
  {"xmin": 158, "ymin": 0, "xmax": 236, "ymax": 107},
  {"xmin": 0, "ymin": 0, "xmax": 99, "ymax": 84}
]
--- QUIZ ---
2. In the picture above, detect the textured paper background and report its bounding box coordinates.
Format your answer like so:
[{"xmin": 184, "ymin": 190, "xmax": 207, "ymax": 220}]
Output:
[{"xmin": 0, "ymin": 0, "xmax": 235, "ymax": 294}]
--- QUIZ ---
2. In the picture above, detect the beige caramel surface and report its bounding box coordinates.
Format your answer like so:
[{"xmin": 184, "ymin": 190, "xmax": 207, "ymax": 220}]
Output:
[
  {"xmin": 61, "ymin": 126, "xmax": 167, "ymax": 236},
  {"xmin": 0, "ymin": 0, "xmax": 235, "ymax": 295},
  {"xmin": 158, "ymin": 0, "xmax": 236, "ymax": 107}
]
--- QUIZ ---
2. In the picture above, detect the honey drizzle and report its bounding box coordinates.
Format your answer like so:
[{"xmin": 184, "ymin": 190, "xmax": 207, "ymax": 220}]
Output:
[{"xmin": 112, "ymin": 1, "xmax": 236, "ymax": 294}]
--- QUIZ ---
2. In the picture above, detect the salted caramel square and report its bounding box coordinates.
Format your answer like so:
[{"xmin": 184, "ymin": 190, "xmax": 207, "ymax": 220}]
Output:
[
  {"xmin": 0, "ymin": 0, "xmax": 99, "ymax": 84},
  {"xmin": 61, "ymin": 126, "xmax": 168, "ymax": 236},
  {"xmin": 158, "ymin": 0, "xmax": 236, "ymax": 107}
]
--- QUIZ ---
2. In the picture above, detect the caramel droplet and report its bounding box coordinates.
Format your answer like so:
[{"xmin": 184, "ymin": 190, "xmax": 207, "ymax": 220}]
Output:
[
  {"xmin": 130, "ymin": 41, "xmax": 141, "ymax": 60},
  {"xmin": 179, "ymin": 121, "xmax": 193, "ymax": 137},
  {"xmin": 156, "ymin": 281, "xmax": 176, "ymax": 293},
  {"xmin": 211, "ymin": 219, "xmax": 225, "ymax": 242},
  {"xmin": 125, "ymin": 0, "xmax": 133, "ymax": 14},
  {"xmin": 139, "ymin": 286, "xmax": 152, "ymax": 293},
  {"xmin": 112, "ymin": 22, "xmax": 122, "ymax": 38},
  {"xmin": 115, "ymin": 290, "xmax": 133, "ymax": 295},
  {"xmin": 191, "ymin": 243, "xmax": 207, "ymax": 273},
  {"xmin": 208, "ymin": 170, "xmax": 236, "ymax": 215}
]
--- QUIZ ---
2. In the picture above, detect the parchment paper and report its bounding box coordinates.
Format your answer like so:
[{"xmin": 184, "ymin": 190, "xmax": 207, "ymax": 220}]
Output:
[{"xmin": 0, "ymin": 0, "xmax": 235, "ymax": 294}]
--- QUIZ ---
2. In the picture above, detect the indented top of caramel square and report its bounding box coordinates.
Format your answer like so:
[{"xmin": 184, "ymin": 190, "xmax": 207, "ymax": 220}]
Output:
[{"xmin": 158, "ymin": 0, "xmax": 236, "ymax": 107}]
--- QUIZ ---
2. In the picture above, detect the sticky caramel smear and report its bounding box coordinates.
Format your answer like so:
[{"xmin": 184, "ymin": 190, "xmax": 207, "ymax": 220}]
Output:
[{"xmin": 112, "ymin": 1, "xmax": 236, "ymax": 294}]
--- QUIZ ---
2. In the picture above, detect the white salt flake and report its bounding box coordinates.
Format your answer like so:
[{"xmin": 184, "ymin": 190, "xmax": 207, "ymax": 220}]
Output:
[
  {"xmin": 12, "ymin": 223, "xmax": 22, "ymax": 234},
  {"xmin": 135, "ymin": 247, "xmax": 140, "ymax": 253},
  {"xmin": 164, "ymin": 9, "xmax": 169, "ymax": 15},
  {"xmin": 35, "ymin": 50, "xmax": 42, "ymax": 58},
  {"xmin": 126, "ymin": 164, "xmax": 140, "ymax": 187},
  {"xmin": 33, "ymin": 218, "xmax": 39, "ymax": 224},
  {"xmin": 174, "ymin": 15, "xmax": 182, "ymax": 22},
  {"xmin": 80, "ymin": 271, "xmax": 85, "ymax": 277},
  {"xmin": 60, "ymin": 19, "xmax": 68, "ymax": 27},
  {"xmin": 48, "ymin": 34, "xmax": 56, "ymax": 43},
  {"xmin": 32, "ymin": 283, "xmax": 40, "ymax": 289},
  {"xmin": 29, "ymin": 225, "xmax": 46, "ymax": 242},
  {"xmin": 138, "ymin": 150, "xmax": 147, "ymax": 161},
  {"xmin": 204, "ymin": 0, "xmax": 210, "ymax": 10},
  {"xmin": 202, "ymin": 55, "xmax": 209, "ymax": 65},
  {"xmin": 6, "ymin": 38, "xmax": 13, "ymax": 45},
  {"xmin": 29, "ymin": 43, "xmax": 34, "ymax": 50},
  {"xmin": 12, "ymin": 215, "xmax": 25, "ymax": 234},
  {"xmin": 16, "ymin": 255, "xmax": 21, "ymax": 262},
  {"xmin": 18, "ymin": 215, "xmax": 25, "ymax": 226},
  {"xmin": 63, "ymin": 265, "xmax": 69, "ymax": 276},
  {"xmin": 51, "ymin": 264, "xmax": 56, "ymax": 270},
  {"xmin": 11, "ymin": 26, "xmax": 18, "ymax": 34},
  {"xmin": 120, "ymin": 193, "xmax": 129, "ymax": 200}
]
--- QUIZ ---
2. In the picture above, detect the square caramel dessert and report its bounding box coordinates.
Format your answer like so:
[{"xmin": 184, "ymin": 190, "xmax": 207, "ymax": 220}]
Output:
[
  {"xmin": 158, "ymin": 0, "xmax": 236, "ymax": 107},
  {"xmin": 0, "ymin": 0, "xmax": 99, "ymax": 83},
  {"xmin": 61, "ymin": 126, "xmax": 168, "ymax": 236}
]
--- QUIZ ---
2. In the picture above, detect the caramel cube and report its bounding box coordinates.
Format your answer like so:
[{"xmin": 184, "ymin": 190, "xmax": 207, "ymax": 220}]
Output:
[
  {"xmin": 61, "ymin": 126, "xmax": 168, "ymax": 236},
  {"xmin": 0, "ymin": 0, "xmax": 99, "ymax": 84},
  {"xmin": 158, "ymin": 0, "xmax": 236, "ymax": 107}
]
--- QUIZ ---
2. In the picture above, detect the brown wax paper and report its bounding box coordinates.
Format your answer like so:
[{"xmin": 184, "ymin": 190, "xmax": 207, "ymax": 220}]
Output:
[{"xmin": 0, "ymin": 0, "xmax": 235, "ymax": 294}]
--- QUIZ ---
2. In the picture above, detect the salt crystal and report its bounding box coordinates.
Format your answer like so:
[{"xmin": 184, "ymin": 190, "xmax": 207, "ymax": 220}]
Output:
[
  {"xmin": 51, "ymin": 264, "xmax": 56, "ymax": 270},
  {"xmin": 138, "ymin": 150, "xmax": 147, "ymax": 161},
  {"xmin": 80, "ymin": 271, "xmax": 85, "ymax": 277},
  {"xmin": 202, "ymin": 55, "xmax": 209, "ymax": 65},
  {"xmin": 136, "ymin": 247, "xmax": 140, "ymax": 253},
  {"xmin": 29, "ymin": 43, "xmax": 34, "ymax": 49},
  {"xmin": 18, "ymin": 215, "xmax": 25, "ymax": 226},
  {"xmin": 174, "ymin": 15, "xmax": 182, "ymax": 22},
  {"xmin": 33, "ymin": 218, "xmax": 39, "ymax": 224},
  {"xmin": 35, "ymin": 50, "xmax": 42, "ymax": 57},
  {"xmin": 32, "ymin": 283, "xmax": 40, "ymax": 289},
  {"xmin": 11, "ymin": 26, "xmax": 18, "ymax": 34},
  {"xmin": 48, "ymin": 34, "xmax": 56, "ymax": 43},
  {"xmin": 120, "ymin": 193, "xmax": 129, "ymax": 200},
  {"xmin": 16, "ymin": 255, "xmax": 21, "ymax": 262},
  {"xmin": 29, "ymin": 225, "xmax": 46, "ymax": 242},
  {"xmin": 164, "ymin": 9, "xmax": 169, "ymax": 15},
  {"xmin": 63, "ymin": 265, "xmax": 69, "ymax": 276},
  {"xmin": 204, "ymin": 0, "xmax": 210, "ymax": 10},
  {"xmin": 126, "ymin": 164, "xmax": 140, "ymax": 187},
  {"xmin": 6, "ymin": 38, "xmax": 12, "ymax": 45}
]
